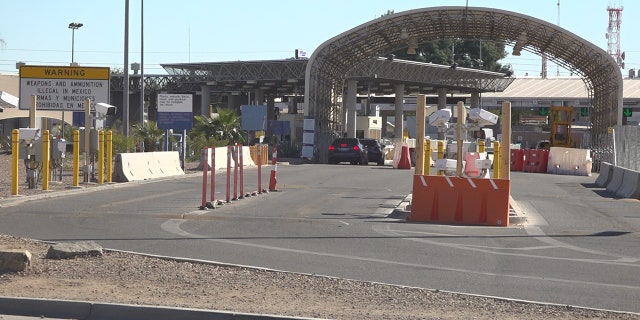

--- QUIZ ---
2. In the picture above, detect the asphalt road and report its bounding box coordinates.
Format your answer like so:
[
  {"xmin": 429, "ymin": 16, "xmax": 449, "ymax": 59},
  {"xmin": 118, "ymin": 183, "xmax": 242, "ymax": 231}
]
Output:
[{"xmin": 0, "ymin": 163, "xmax": 639, "ymax": 313}]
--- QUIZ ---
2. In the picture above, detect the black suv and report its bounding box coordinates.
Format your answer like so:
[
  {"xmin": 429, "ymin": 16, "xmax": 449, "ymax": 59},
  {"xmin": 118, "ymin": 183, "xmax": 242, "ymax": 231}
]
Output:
[
  {"xmin": 360, "ymin": 139, "xmax": 386, "ymax": 166},
  {"xmin": 328, "ymin": 138, "xmax": 368, "ymax": 165}
]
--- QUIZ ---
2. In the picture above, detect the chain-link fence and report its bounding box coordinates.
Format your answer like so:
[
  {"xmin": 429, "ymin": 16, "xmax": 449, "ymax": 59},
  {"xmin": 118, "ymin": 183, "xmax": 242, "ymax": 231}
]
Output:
[
  {"xmin": 587, "ymin": 125, "xmax": 640, "ymax": 172},
  {"xmin": 612, "ymin": 125, "xmax": 640, "ymax": 171}
]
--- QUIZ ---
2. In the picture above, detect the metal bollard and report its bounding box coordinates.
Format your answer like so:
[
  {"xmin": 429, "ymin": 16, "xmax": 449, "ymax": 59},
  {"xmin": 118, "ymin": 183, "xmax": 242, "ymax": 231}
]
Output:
[
  {"xmin": 437, "ymin": 140, "xmax": 445, "ymax": 176},
  {"xmin": 424, "ymin": 140, "xmax": 431, "ymax": 176},
  {"xmin": 11, "ymin": 129, "xmax": 19, "ymax": 195},
  {"xmin": 493, "ymin": 141, "xmax": 501, "ymax": 179}
]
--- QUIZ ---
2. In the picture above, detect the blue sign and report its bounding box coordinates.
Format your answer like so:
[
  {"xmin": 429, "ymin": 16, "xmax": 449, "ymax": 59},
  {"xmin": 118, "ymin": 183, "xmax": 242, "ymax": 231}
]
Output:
[
  {"xmin": 158, "ymin": 112, "xmax": 193, "ymax": 131},
  {"xmin": 73, "ymin": 111, "xmax": 85, "ymax": 127},
  {"xmin": 157, "ymin": 94, "xmax": 193, "ymax": 131},
  {"xmin": 241, "ymin": 105, "xmax": 268, "ymax": 131}
]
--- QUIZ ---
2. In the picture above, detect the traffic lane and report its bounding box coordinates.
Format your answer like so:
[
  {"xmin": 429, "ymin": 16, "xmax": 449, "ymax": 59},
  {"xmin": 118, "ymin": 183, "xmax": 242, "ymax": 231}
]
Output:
[
  {"xmin": 0, "ymin": 163, "xmax": 412, "ymax": 248},
  {"xmin": 2, "ymin": 164, "xmax": 639, "ymax": 312},
  {"xmin": 163, "ymin": 168, "xmax": 640, "ymax": 313},
  {"xmin": 370, "ymin": 223, "xmax": 640, "ymax": 312},
  {"xmin": 165, "ymin": 205, "xmax": 640, "ymax": 313},
  {"xmin": 509, "ymin": 171, "xmax": 640, "ymax": 258}
]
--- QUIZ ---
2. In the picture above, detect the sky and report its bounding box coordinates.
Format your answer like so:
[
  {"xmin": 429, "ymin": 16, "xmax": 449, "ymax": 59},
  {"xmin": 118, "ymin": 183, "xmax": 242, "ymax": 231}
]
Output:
[{"xmin": 0, "ymin": 0, "xmax": 636, "ymax": 77}]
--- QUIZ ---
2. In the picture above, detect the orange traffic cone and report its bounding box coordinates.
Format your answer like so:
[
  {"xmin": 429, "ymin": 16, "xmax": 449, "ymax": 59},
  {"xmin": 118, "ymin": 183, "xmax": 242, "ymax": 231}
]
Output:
[
  {"xmin": 268, "ymin": 145, "xmax": 278, "ymax": 191},
  {"xmin": 398, "ymin": 146, "xmax": 411, "ymax": 169}
]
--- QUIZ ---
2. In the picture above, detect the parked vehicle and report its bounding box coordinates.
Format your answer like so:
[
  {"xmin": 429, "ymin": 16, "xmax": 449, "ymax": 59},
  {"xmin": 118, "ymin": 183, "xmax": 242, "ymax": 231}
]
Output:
[
  {"xmin": 328, "ymin": 138, "xmax": 368, "ymax": 165},
  {"xmin": 360, "ymin": 139, "xmax": 386, "ymax": 165}
]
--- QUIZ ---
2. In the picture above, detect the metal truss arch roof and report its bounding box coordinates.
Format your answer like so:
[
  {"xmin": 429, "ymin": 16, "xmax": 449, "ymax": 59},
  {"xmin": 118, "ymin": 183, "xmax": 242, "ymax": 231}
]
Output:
[
  {"xmin": 345, "ymin": 57, "xmax": 514, "ymax": 95},
  {"xmin": 304, "ymin": 6, "xmax": 623, "ymax": 140}
]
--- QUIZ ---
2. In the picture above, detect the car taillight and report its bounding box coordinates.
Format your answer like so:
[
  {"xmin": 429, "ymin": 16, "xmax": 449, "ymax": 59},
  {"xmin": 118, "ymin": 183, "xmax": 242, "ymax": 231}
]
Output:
[
  {"xmin": 328, "ymin": 145, "xmax": 335, "ymax": 151},
  {"xmin": 340, "ymin": 143, "xmax": 348, "ymax": 147},
  {"xmin": 353, "ymin": 145, "xmax": 360, "ymax": 151}
]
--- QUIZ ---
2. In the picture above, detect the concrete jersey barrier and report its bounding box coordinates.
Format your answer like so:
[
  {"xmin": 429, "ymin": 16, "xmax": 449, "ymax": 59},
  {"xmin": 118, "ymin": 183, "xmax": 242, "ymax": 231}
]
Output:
[
  {"xmin": 606, "ymin": 165, "xmax": 626, "ymax": 196},
  {"xmin": 113, "ymin": 151, "xmax": 185, "ymax": 182},
  {"xmin": 595, "ymin": 162, "xmax": 613, "ymax": 187},
  {"xmin": 615, "ymin": 168, "xmax": 640, "ymax": 199},
  {"xmin": 202, "ymin": 146, "xmax": 257, "ymax": 171}
]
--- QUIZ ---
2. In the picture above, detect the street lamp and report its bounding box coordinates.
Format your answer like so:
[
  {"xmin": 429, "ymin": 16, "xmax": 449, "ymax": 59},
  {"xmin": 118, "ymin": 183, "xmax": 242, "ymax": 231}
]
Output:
[{"xmin": 68, "ymin": 22, "xmax": 83, "ymax": 65}]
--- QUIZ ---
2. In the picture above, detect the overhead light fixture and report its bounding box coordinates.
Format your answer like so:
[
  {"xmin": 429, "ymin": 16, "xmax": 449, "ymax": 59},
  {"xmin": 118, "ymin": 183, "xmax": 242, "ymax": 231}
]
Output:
[
  {"xmin": 287, "ymin": 78, "xmax": 298, "ymax": 83},
  {"xmin": 400, "ymin": 28, "xmax": 409, "ymax": 40},
  {"xmin": 407, "ymin": 37, "xmax": 418, "ymax": 55},
  {"xmin": 246, "ymin": 80, "xmax": 257, "ymax": 84},
  {"xmin": 512, "ymin": 32, "xmax": 528, "ymax": 56}
]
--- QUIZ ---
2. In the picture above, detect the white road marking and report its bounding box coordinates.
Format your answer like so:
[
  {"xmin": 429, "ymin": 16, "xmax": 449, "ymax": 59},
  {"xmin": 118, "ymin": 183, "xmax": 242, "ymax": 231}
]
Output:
[{"xmin": 160, "ymin": 219, "xmax": 640, "ymax": 291}]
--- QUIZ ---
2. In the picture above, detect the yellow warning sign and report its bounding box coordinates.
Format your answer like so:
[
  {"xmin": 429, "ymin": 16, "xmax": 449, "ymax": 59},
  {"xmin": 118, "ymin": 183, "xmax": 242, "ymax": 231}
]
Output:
[{"xmin": 19, "ymin": 66, "xmax": 110, "ymax": 80}]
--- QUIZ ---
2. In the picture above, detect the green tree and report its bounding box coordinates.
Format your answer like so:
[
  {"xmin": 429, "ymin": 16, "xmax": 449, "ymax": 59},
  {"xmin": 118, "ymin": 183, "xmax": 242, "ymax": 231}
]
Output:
[
  {"xmin": 131, "ymin": 121, "xmax": 164, "ymax": 152},
  {"xmin": 191, "ymin": 108, "xmax": 245, "ymax": 145},
  {"xmin": 187, "ymin": 108, "xmax": 245, "ymax": 160},
  {"xmin": 393, "ymin": 38, "xmax": 510, "ymax": 73}
]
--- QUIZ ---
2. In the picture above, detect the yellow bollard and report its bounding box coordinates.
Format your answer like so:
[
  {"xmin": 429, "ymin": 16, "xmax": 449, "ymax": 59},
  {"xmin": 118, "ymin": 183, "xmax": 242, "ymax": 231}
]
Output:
[
  {"xmin": 423, "ymin": 140, "xmax": 431, "ymax": 176},
  {"xmin": 107, "ymin": 130, "xmax": 113, "ymax": 183},
  {"xmin": 493, "ymin": 141, "xmax": 501, "ymax": 179},
  {"xmin": 11, "ymin": 129, "xmax": 19, "ymax": 195},
  {"xmin": 73, "ymin": 130, "xmax": 80, "ymax": 187},
  {"xmin": 437, "ymin": 140, "xmax": 445, "ymax": 176},
  {"xmin": 479, "ymin": 140, "xmax": 485, "ymax": 153},
  {"xmin": 42, "ymin": 130, "xmax": 50, "ymax": 191},
  {"xmin": 98, "ymin": 130, "xmax": 104, "ymax": 184}
]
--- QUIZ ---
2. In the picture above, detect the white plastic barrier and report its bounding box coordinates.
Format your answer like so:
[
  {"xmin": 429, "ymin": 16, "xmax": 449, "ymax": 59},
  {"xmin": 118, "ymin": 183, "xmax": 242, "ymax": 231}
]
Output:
[
  {"xmin": 595, "ymin": 162, "xmax": 613, "ymax": 187},
  {"xmin": 113, "ymin": 151, "xmax": 184, "ymax": 182},
  {"xmin": 606, "ymin": 166, "xmax": 626, "ymax": 195},
  {"xmin": 547, "ymin": 147, "xmax": 592, "ymax": 176},
  {"xmin": 615, "ymin": 168, "xmax": 640, "ymax": 199}
]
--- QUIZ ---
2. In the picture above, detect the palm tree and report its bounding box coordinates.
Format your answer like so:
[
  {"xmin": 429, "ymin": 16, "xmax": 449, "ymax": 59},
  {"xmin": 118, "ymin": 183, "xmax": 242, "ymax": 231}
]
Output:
[
  {"xmin": 131, "ymin": 121, "xmax": 164, "ymax": 152},
  {"xmin": 191, "ymin": 108, "xmax": 245, "ymax": 145}
]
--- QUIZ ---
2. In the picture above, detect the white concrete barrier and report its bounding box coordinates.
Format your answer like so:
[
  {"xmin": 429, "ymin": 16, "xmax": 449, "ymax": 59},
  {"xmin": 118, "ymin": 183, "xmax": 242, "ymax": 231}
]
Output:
[
  {"xmin": 547, "ymin": 147, "xmax": 592, "ymax": 176},
  {"xmin": 615, "ymin": 168, "xmax": 640, "ymax": 199},
  {"xmin": 201, "ymin": 146, "xmax": 257, "ymax": 171},
  {"xmin": 595, "ymin": 162, "xmax": 613, "ymax": 187},
  {"xmin": 606, "ymin": 165, "xmax": 626, "ymax": 196},
  {"xmin": 113, "ymin": 151, "xmax": 184, "ymax": 182}
]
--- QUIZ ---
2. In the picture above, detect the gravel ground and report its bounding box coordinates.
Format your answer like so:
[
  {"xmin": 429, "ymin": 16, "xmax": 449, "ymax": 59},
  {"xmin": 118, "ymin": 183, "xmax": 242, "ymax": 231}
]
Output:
[{"xmin": 1, "ymin": 152, "xmax": 639, "ymax": 319}]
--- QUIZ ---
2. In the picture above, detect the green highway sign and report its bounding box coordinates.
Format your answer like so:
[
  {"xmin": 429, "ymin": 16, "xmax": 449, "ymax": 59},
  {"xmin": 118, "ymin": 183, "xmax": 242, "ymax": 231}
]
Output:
[
  {"xmin": 581, "ymin": 107, "xmax": 589, "ymax": 117},
  {"xmin": 539, "ymin": 107, "xmax": 549, "ymax": 116},
  {"xmin": 623, "ymin": 107, "xmax": 632, "ymax": 117}
]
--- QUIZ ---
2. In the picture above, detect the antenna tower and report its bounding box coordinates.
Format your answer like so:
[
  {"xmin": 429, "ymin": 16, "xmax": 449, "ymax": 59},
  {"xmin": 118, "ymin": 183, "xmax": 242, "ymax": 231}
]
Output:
[{"xmin": 606, "ymin": 2, "xmax": 625, "ymax": 68}]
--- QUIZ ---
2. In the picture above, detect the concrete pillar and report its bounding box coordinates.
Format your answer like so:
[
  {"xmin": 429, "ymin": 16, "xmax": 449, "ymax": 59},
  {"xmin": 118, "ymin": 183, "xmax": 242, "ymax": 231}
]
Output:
[
  {"xmin": 200, "ymin": 85, "xmax": 211, "ymax": 116},
  {"xmin": 471, "ymin": 92, "xmax": 480, "ymax": 108},
  {"xmin": 267, "ymin": 95, "xmax": 275, "ymax": 121},
  {"xmin": 346, "ymin": 80, "xmax": 358, "ymax": 138},
  {"xmin": 381, "ymin": 114, "xmax": 388, "ymax": 137},
  {"xmin": 255, "ymin": 89, "xmax": 265, "ymax": 106},
  {"xmin": 437, "ymin": 88, "xmax": 447, "ymax": 110},
  {"xmin": 394, "ymin": 84, "xmax": 405, "ymax": 140},
  {"xmin": 437, "ymin": 88, "xmax": 447, "ymax": 140}
]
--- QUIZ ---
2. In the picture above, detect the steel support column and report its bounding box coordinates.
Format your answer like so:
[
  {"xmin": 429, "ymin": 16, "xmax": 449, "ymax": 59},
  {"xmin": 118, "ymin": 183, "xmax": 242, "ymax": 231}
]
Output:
[
  {"xmin": 346, "ymin": 80, "xmax": 358, "ymax": 138},
  {"xmin": 394, "ymin": 84, "xmax": 405, "ymax": 140}
]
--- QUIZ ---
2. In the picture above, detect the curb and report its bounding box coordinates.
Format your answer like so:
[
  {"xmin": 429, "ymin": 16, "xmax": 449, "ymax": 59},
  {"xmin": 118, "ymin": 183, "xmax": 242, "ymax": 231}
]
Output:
[{"xmin": 0, "ymin": 296, "xmax": 325, "ymax": 320}]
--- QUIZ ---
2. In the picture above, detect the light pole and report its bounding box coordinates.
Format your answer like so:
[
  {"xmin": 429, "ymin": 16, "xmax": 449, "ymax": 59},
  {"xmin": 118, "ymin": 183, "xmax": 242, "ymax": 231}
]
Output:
[{"xmin": 68, "ymin": 22, "xmax": 83, "ymax": 65}]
